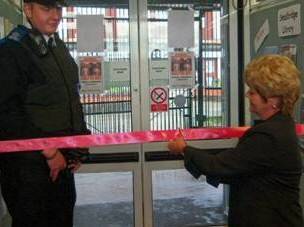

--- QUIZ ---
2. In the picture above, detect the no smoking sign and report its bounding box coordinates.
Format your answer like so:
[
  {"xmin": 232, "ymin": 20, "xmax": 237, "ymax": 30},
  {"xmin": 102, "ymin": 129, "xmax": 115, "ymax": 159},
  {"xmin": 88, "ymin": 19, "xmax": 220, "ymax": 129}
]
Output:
[{"xmin": 150, "ymin": 87, "xmax": 169, "ymax": 112}]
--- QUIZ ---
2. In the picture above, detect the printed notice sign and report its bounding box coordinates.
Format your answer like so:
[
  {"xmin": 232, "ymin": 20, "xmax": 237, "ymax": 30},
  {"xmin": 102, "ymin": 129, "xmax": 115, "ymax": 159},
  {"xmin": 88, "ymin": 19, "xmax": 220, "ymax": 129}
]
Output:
[
  {"xmin": 278, "ymin": 4, "xmax": 301, "ymax": 37},
  {"xmin": 150, "ymin": 60, "xmax": 169, "ymax": 80},
  {"xmin": 168, "ymin": 10, "xmax": 194, "ymax": 48},
  {"xmin": 150, "ymin": 86, "xmax": 169, "ymax": 112},
  {"xmin": 254, "ymin": 19, "xmax": 269, "ymax": 52},
  {"xmin": 77, "ymin": 15, "xmax": 104, "ymax": 52},
  {"xmin": 109, "ymin": 62, "xmax": 130, "ymax": 81},
  {"xmin": 279, "ymin": 44, "xmax": 297, "ymax": 63}
]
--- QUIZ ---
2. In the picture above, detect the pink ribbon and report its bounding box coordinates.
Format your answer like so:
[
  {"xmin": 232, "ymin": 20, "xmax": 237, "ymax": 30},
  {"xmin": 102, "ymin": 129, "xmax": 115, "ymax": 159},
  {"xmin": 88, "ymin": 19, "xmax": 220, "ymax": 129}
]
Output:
[{"xmin": 0, "ymin": 125, "xmax": 303, "ymax": 153}]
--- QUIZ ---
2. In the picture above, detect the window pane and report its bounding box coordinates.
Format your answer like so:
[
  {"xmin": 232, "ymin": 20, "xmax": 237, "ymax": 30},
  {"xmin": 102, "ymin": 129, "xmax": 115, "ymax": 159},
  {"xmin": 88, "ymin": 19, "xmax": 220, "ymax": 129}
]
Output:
[
  {"xmin": 152, "ymin": 169, "xmax": 227, "ymax": 226},
  {"xmin": 74, "ymin": 172, "xmax": 134, "ymax": 227},
  {"xmin": 58, "ymin": 5, "xmax": 132, "ymax": 134}
]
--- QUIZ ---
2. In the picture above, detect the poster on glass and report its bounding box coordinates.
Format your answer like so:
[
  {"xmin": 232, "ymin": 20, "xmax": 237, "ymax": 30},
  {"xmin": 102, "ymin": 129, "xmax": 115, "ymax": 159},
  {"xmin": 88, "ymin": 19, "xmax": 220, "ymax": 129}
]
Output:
[
  {"xmin": 79, "ymin": 56, "xmax": 104, "ymax": 94},
  {"xmin": 169, "ymin": 51, "xmax": 195, "ymax": 89}
]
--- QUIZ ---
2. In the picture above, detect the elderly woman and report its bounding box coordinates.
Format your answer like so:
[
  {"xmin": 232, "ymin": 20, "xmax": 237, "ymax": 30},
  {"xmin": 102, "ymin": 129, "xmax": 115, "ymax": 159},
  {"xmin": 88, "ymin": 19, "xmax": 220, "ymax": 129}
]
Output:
[{"xmin": 168, "ymin": 55, "xmax": 304, "ymax": 227}]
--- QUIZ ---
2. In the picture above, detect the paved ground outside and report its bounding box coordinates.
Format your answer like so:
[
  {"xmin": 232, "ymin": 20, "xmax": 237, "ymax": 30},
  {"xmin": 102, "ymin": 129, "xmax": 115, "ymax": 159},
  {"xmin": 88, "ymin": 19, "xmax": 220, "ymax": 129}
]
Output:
[{"xmin": 74, "ymin": 170, "xmax": 227, "ymax": 227}]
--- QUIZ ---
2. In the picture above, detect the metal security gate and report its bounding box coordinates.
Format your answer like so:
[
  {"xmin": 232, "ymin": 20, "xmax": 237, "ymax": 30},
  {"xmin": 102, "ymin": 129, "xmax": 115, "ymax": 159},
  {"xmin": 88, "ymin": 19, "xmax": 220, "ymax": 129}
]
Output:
[
  {"xmin": 59, "ymin": 5, "xmax": 133, "ymax": 134},
  {"xmin": 58, "ymin": 0, "xmax": 229, "ymax": 134},
  {"xmin": 147, "ymin": 3, "xmax": 229, "ymax": 130}
]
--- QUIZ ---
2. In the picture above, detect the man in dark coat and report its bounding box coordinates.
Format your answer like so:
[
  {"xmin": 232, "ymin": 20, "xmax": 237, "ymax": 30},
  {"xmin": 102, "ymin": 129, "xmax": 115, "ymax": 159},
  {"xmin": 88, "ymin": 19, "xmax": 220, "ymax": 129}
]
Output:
[{"xmin": 0, "ymin": 0, "xmax": 89, "ymax": 226}]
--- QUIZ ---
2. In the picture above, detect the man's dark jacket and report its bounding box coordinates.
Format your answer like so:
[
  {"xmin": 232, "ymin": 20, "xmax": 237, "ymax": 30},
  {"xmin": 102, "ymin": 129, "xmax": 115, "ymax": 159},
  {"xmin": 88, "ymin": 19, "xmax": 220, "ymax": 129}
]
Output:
[
  {"xmin": 184, "ymin": 113, "xmax": 304, "ymax": 227},
  {"xmin": 0, "ymin": 25, "xmax": 88, "ymax": 139},
  {"xmin": 0, "ymin": 25, "xmax": 89, "ymax": 227}
]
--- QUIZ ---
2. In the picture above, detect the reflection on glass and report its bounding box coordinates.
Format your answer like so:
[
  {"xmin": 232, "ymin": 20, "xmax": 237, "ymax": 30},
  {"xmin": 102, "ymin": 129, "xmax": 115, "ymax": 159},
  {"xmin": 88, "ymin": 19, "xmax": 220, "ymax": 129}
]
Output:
[
  {"xmin": 152, "ymin": 169, "xmax": 227, "ymax": 227},
  {"xmin": 58, "ymin": 5, "xmax": 132, "ymax": 134},
  {"xmin": 74, "ymin": 172, "xmax": 134, "ymax": 227},
  {"xmin": 148, "ymin": 1, "xmax": 229, "ymax": 129}
]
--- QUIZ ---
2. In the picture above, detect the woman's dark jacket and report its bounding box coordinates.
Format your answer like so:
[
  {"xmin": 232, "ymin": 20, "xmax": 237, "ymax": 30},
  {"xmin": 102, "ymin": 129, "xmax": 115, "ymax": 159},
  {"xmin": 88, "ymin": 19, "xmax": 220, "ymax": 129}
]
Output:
[{"xmin": 184, "ymin": 113, "xmax": 304, "ymax": 227}]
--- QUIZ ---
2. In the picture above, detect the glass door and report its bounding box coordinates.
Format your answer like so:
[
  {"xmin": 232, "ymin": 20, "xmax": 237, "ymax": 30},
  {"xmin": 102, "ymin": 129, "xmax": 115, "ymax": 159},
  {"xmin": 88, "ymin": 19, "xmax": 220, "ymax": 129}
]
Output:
[
  {"xmin": 55, "ymin": 0, "xmax": 237, "ymax": 226},
  {"xmin": 57, "ymin": 1, "xmax": 142, "ymax": 227},
  {"xmin": 58, "ymin": 0, "xmax": 141, "ymax": 134},
  {"xmin": 74, "ymin": 144, "xmax": 143, "ymax": 227},
  {"xmin": 139, "ymin": 0, "xmax": 230, "ymax": 131},
  {"xmin": 138, "ymin": 0, "xmax": 235, "ymax": 226},
  {"xmin": 142, "ymin": 139, "xmax": 238, "ymax": 227}
]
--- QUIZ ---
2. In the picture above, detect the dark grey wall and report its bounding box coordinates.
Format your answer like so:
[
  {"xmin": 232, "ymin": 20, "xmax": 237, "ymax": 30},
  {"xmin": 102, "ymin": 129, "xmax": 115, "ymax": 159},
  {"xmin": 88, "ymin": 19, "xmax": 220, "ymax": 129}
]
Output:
[
  {"xmin": 250, "ymin": 1, "xmax": 304, "ymax": 71},
  {"xmin": 0, "ymin": 0, "xmax": 23, "ymax": 25},
  {"xmin": 249, "ymin": 1, "xmax": 304, "ymax": 122}
]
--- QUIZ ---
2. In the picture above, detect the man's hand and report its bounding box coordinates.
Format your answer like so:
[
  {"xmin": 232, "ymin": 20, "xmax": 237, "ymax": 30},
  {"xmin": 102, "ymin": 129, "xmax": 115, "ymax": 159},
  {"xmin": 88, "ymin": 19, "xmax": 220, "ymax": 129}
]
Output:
[
  {"xmin": 42, "ymin": 148, "xmax": 67, "ymax": 182},
  {"xmin": 67, "ymin": 160, "xmax": 81, "ymax": 173},
  {"xmin": 168, "ymin": 137, "xmax": 187, "ymax": 155}
]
